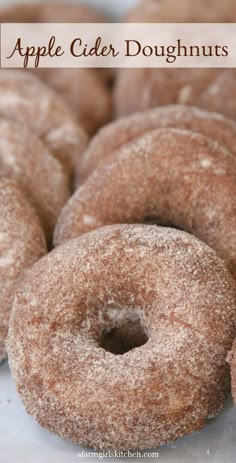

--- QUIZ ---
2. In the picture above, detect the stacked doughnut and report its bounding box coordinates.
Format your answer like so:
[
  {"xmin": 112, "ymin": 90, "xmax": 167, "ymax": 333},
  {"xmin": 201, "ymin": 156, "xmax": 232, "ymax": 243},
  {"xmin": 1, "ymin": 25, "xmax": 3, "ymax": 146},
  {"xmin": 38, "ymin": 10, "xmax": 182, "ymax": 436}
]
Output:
[
  {"xmin": 1, "ymin": 0, "xmax": 236, "ymax": 454},
  {"xmin": 0, "ymin": 63, "xmax": 88, "ymax": 360},
  {"xmin": 55, "ymin": 105, "xmax": 236, "ymax": 278},
  {"xmin": 0, "ymin": 70, "xmax": 88, "ymax": 178},
  {"xmin": 0, "ymin": 178, "xmax": 46, "ymax": 363},
  {"xmin": 7, "ymin": 225, "xmax": 236, "ymax": 450}
]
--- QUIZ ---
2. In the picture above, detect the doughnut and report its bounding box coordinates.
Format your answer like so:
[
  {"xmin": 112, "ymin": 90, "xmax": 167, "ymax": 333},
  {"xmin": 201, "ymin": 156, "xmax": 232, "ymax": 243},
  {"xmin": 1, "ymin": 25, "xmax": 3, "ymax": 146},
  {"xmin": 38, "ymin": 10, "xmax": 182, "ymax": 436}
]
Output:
[
  {"xmin": 77, "ymin": 105, "xmax": 236, "ymax": 185},
  {"xmin": 7, "ymin": 224, "xmax": 236, "ymax": 449},
  {"xmin": 198, "ymin": 69, "xmax": 236, "ymax": 121},
  {"xmin": 0, "ymin": 70, "xmax": 88, "ymax": 176},
  {"xmin": 229, "ymin": 340, "xmax": 236, "ymax": 403},
  {"xmin": 0, "ymin": 2, "xmax": 113, "ymax": 134},
  {"xmin": 125, "ymin": 0, "xmax": 236, "ymax": 23},
  {"xmin": 0, "ymin": 178, "xmax": 46, "ymax": 364},
  {"xmin": 115, "ymin": 68, "xmax": 236, "ymax": 121},
  {"xmin": 114, "ymin": 68, "xmax": 229, "ymax": 118},
  {"xmin": 0, "ymin": 118, "xmax": 70, "ymax": 242},
  {"xmin": 54, "ymin": 129, "xmax": 236, "ymax": 277},
  {"xmin": 34, "ymin": 68, "xmax": 113, "ymax": 136}
]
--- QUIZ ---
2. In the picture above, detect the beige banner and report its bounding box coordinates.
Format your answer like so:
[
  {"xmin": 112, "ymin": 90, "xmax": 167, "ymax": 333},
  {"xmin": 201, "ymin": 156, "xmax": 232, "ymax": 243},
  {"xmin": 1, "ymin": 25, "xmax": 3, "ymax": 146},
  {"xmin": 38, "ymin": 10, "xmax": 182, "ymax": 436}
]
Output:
[{"xmin": 1, "ymin": 23, "xmax": 236, "ymax": 68}]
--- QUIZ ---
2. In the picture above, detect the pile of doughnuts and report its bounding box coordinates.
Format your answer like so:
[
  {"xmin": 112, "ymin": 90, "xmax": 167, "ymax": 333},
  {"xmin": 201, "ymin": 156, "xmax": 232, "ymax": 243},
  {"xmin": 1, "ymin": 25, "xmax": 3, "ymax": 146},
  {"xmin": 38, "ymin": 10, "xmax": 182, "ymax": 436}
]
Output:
[{"xmin": 1, "ymin": 0, "xmax": 236, "ymax": 454}]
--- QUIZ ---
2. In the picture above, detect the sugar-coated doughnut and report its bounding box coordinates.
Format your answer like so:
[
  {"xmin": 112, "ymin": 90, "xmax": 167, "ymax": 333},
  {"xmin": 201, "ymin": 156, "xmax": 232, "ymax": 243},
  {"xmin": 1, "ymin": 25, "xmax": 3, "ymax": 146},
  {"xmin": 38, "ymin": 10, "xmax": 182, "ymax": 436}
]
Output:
[
  {"xmin": 8, "ymin": 225, "xmax": 236, "ymax": 449},
  {"xmin": 34, "ymin": 69, "xmax": 113, "ymax": 136},
  {"xmin": 54, "ymin": 129, "xmax": 236, "ymax": 276},
  {"xmin": 0, "ymin": 178, "xmax": 46, "ymax": 364},
  {"xmin": 125, "ymin": 0, "xmax": 236, "ymax": 23},
  {"xmin": 114, "ymin": 68, "xmax": 236, "ymax": 119},
  {"xmin": 0, "ymin": 118, "xmax": 70, "ymax": 242},
  {"xmin": 198, "ymin": 70, "xmax": 236, "ymax": 121},
  {"xmin": 77, "ymin": 105, "xmax": 236, "ymax": 185},
  {"xmin": 0, "ymin": 70, "xmax": 88, "ymax": 175}
]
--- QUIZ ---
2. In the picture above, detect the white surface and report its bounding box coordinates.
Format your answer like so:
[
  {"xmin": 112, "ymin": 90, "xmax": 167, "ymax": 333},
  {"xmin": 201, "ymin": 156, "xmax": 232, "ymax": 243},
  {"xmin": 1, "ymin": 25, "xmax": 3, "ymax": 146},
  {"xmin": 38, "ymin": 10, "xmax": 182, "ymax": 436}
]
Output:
[{"xmin": 0, "ymin": 1, "xmax": 236, "ymax": 462}]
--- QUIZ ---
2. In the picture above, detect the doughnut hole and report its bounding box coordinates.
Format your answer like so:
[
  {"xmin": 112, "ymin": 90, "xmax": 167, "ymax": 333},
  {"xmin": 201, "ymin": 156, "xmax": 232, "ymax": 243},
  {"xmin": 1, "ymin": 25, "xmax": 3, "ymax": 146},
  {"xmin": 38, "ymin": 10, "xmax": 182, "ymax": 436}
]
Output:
[{"xmin": 98, "ymin": 310, "xmax": 149, "ymax": 355}]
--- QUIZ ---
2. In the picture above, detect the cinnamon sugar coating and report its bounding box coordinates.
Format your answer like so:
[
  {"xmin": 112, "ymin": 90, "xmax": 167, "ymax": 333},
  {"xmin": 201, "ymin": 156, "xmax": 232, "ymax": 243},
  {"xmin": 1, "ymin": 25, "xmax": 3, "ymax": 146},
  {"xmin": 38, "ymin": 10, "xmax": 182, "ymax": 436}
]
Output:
[
  {"xmin": 114, "ymin": 68, "xmax": 236, "ymax": 120},
  {"xmin": 230, "ymin": 340, "xmax": 236, "ymax": 403},
  {"xmin": 0, "ymin": 178, "xmax": 46, "ymax": 364},
  {"xmin": 0, "ymin": 118, "xmax": 70, "ymax": 241},
  {"xmin": 0, "ymin": 70, "xmax": 88, "ymax": 175},
  {"xmin": 7, "ymin": 225, "xmax": 236, "ymax": 450},
  {"xmin": 54, "ymin": 129, "xmax": 236, "ymax": 277},
  {"xmin": 34, "ymin": 68, "xmax": 113, "ymax": 136},
  {"xmin": 198, "ymin": 70, "xmax": 236, "ymax": 121},
  {"xmin": 77, "ymin": 105, "xmax": 236, "ymax": 185}
]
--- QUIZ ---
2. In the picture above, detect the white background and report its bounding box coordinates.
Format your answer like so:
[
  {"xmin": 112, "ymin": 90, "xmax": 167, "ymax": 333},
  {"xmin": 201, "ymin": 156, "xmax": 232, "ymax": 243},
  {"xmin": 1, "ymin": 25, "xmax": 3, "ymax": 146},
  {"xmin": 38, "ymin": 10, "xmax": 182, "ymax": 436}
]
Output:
[{"xmin": 0, "ymin": 1, "xmax": 236, "ymax": 463}]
